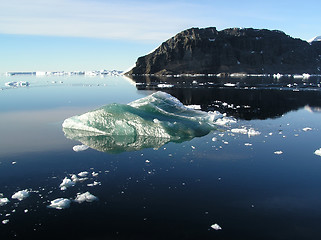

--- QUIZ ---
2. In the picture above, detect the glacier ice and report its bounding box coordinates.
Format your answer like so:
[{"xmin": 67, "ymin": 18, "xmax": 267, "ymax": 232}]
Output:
[{"xmin": 62, "ymin": 92, "xmax": 227, "ymax": 153}]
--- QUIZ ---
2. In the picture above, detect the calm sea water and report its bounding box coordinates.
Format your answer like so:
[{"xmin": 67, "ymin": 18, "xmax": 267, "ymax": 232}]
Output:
[{"xmin": 1, "ymin": 75, "xmax": 321, "ymax": 239}]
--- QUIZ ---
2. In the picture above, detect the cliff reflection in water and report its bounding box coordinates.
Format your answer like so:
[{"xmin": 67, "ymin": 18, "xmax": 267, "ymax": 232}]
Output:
[{"xmin": 130, "ymin": 75, "xmax": 321, "ymax": 120}]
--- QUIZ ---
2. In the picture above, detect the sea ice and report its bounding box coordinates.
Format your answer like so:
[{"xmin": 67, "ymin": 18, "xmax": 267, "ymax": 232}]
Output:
[
  {"xmin": 314, "ymin": 148, "xmax": 321, "ymax": 157},
  {"xmin": 74, "ymin": 192, "xmax": 98, "ymax": 203},
  {"xmin": 302, "ymin": 127, "xmax": 312, "ymax": 132},
  {"xmin": 11, "ymin": 189, "xmax": 30, "ymax": 201},
  {"xmin": 73, "ymin": 144, "xmax": 89, "ymax": 152},
  {"xmin": 0, "ymin": 197, "xmax": 9, "ymax": 206},
  {"xmin": 48, "ymin": 198, "xmax": 71, "ymax": 210},
  {"xmin": 78, "ymin": 171, "xmax": 89, "ymax": 177},
  {"xmin": 87, "ymin": 181, "xmax": 101, "ymax": 187},
  {"xmin": 211, "ymin": 223, "xmax": 222, "ymax": 230},
  {"xmin": 2, "ymin": 219, "xmax": 9, "ymax": 224},
  {"xmin": 59, "ymin": 177, "xmax": 76, "ymax": 190},
  {"xmin": 274, "ymin": 151, "xmax": 283, "ymax": 155}
]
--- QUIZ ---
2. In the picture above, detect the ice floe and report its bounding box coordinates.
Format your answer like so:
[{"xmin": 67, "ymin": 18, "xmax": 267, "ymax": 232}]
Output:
[
  {"xmin": 314, "ymin": 148, "xmax": 321, "ymax": 157},
  {"xmin": 0, "ymin": 197, "xmax": 9, "ymax": 206},
  {"xmin": 302, "ymin": 127, "xmax": 312, "ymax": 132},
  {"xmin": 78, "ymin": 171, "xmax": 89, "ymax": 177},
  {"xmin": 2, "ymin": 219, "xmax": 9, "ymax": 224},
  {"xmin": 231, "ymin": 128, "xmax": 261, "ymax": 137},
  {"xmin": 274, "ymin": 151, "xmax": 283, "ymax": 155},
  {"xmin": 59, "ymin": 177, "xmax": 76, "ymax": 190},
  {"xmin": 211, "ymin": 223, "xmax": 222, "ymax": 230},
  {"xmin": 48, "ymin": 198, "xmax": 71, "ymax": 210},
  {"xmin": 11, "ymin": 189, "xmax": 30, "ymax": 201},
  {"xmin": 74, "ymin": 192, "xmax": 98, "ymax": 203},
  {"xmin": 73, "ymin": 144, "xmax": 89, "ymax": 152}
]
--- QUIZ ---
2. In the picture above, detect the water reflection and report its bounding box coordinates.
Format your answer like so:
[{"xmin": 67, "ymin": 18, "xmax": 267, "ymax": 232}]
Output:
[
  {"xmin": 63, "ymin": 128, "xmax": 170, "ymax": 153},
  {"xmin": 130, "ymin": 75, "xmax": 321, "ymax": 120}
]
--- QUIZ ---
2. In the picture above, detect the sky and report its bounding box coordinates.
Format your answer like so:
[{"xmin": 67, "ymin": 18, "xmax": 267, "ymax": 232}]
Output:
[{"xmin": 0, "ymin": 0, "xmax": 320, "ymax": 73}]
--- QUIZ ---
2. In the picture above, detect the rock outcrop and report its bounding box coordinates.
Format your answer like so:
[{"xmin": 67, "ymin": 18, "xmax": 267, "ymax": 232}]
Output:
[{"xmin": 126, "ymin": 27, "xmax": 321, "ymax": 75}]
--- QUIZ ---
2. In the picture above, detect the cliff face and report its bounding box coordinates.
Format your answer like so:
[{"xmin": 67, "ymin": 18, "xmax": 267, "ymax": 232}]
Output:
[{"xmin": 127, "ymin": 27, "xmax": 321, "ymax": 75}]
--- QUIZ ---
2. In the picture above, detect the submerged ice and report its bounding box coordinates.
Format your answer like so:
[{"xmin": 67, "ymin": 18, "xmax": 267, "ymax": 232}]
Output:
[{"xmin": 63, "ymin": 92, "xmax": 228, "ymax": 152}]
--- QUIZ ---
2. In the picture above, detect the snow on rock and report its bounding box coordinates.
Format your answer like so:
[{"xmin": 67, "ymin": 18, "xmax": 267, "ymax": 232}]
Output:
[
  {"xmin": 11, "ymin": 189, "xmax": 30, "ymax": 201},
  {"xmin": 314, "ymin": 148, "xmax": 321, "ymax": 157},
  {"xmin": 211, "ymin": 223, "xmax": 222, "ymax": 230},
  {"xmin": 48, "ymin": 198, "xmax": 71, "ymax": 210},
  {"xmin": 74, "ymin": 192, "xmax": 98, "ymax": 203},
  {"xmin": 73, "ymin": 144, "xmax": 89, "ymax": 152},
  {"xmin": 59, "ymin": 177, "xmax": 76, "ymax": 191}
]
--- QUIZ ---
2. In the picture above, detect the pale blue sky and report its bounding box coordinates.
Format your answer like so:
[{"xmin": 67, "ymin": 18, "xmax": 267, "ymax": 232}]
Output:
[{"xmin": 0, "ymin": 0, "xmax": 320, "ymax": 72}]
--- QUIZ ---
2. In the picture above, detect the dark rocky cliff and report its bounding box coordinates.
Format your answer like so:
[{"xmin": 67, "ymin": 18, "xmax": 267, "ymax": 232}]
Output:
[{"xmin": 126, "ymin": 27, "xmax": 321, "ymax": 75}]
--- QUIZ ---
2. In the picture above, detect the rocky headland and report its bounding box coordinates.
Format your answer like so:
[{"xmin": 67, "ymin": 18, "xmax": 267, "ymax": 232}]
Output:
[{"xmin": 126, "ymin": 27, "xmax": 321, "ymax": 76}]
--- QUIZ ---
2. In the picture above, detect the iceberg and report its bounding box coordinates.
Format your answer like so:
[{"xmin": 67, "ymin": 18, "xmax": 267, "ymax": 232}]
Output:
[
  {"xmin": 11, "ymin": 189, "xmax": 30, "ymax": 201},
  {"xmin": 74, "ymin": 192, "xmax": 98, "ymax": 203},
  {"xmin": 62, "ymin": 92, "xmax": 225, "ymax": 153},
  {"xmin": 48, "ymin": 198, "xmax": 71, "ymax": 210}
]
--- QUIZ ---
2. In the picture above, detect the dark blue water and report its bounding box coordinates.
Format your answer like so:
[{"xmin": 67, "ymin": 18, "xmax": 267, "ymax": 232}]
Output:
[{"xmin": 1, "ymin": 75, "xmax": 321, "ymax": 239}]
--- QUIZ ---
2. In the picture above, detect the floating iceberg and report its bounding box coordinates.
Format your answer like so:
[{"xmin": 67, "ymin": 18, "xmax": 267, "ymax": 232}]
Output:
[
  {"xmin": 0, "ymin": 197, "xmax": 9, "ymax": 206},
  {"xmin": 48, "ymin": 198, "xmax": 71, "ymax": 210},
  {"xmin": 59, "ymin": 177, "xmax": 76, "ymax": 190},
  {"xmin": 314, "ymin": 148, "xmax": 321, "ymax": 157},
  {"xmin": 74, "ymin": 192, "xmax": 98, "ymax": 203},
  {"xmin": 211, "ymin": 223, "xmax": 222, "ymax": 230},
  {"xmin": 63, "ymin": 92, "xmax": 226, "ymax": 153},
  {"xmin": 11, "ymin": 189, "xmax": 30, "ymax": 201}
]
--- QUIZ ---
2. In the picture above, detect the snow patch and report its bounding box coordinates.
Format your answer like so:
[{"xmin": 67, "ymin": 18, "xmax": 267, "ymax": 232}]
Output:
[{"xmin": 73, "ymin": 144, "xmax": 89, "ymax": 152}]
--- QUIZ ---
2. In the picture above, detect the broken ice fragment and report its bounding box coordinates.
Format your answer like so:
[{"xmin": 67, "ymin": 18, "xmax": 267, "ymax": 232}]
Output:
[
  {"xmin": 274, "ymin": 151, "xmax": 283, "ymax": 155},
  {"xmin": 74, "ymin": 192, "xmax": 98, "ymax": 203},
  {"xmin": 2, "ymin": 219, "xmax": 9, "ymax": 224},
  {"xmin": 314, "ymin": 148, "xmax": 321, "ymax": 157},
  {"xmin": 78, "ymin": 171, "xmax": 89, "ymax": 177},
  {"xmin": 302, "ymin": 127, "xmax": 312, "ymax": 132},
  {"xmin": 48, "ymin": 198, "xmax": 71, "ymax": 209},
  {"xmin": 12, "ymin": 189, "xmax": 30, "ymax": 201},
  {"xmin": 211, "ymin": 223, "xmax": 222, "ymax": 230},
  {"xmin": 0, "ymin": 197, "xmax": 9, "ymax": 206},
  {"xmin": 59, "ymin": 177, "xmax": 75, "ymax": 190}
]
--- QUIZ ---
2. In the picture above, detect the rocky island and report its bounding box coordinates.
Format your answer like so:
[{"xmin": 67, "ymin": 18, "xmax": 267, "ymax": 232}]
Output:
[{"xmin": 126, "ymin": 27, "xmax": 321, "ymax": 76}]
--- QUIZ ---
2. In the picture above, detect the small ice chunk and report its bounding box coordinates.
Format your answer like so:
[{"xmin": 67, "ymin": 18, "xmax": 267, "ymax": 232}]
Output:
[
  {"xmin": 78, "ymin": 171, "xmax": 89, "ymax": 177},
  {"xmin": 92, "ymin": 172, "xmax": 99, "ymax": 177},
  {"xmin": 48, "ymin": 198, "xmax": 71, "ymax": 209},
  {"xmin": 12, "ymin": 189, "xmax": 30, "ymax": 201},
  {"xmin": 24, "ymin": 209, "xmax": 28, "ymax": 213},
  {"xmin": 87, "ymin": 181, "xmax": 101, "ymax": 187},
  {"xmin": 212, "ymin": 137, "xmax": 217, "ymax": 142},
  {"xmin": 59, "ymin": 177, "xmax": 75, "ymax": 190},
  {"xmin": 314, "ymin": 148, "xmax": 321, "ymax": 157},
  {"xmin": 73, "ymin": 144, "xmax": 89, "ymax": 152},
  {"xmin": 74, "ymin": 192, "xmax": 98, "ymax": 203},
  {"xmin": 211, "ymin": 223, "xmax": 222, "ymax": 230},
  {"xmin": 231, "ymin": 128, "xmax": 248, "ymax": 135},
  {"xmin": 2, "ymin": 219, "xmax": 9, "ymax": 224},
  {"xmin": 244, "ymin": 143, "xmax": 252, "ymax": 146},
  {"xmin": 0, "ymin": 197, "xmax": 9, "ymax": 206},
  {"xmin": 247, "ymin": 128, "xmax": 261, "ymax": 137},
  {"xmin": 303, "ymin": 127, "xmax": 312, "ymax": 132},
  {"xmin": 12, "ymin": 161, "xmax": 17, "ymax": 165},
  {"xmin": 145, "ymin": 160, "xmax": 150, "ymax": 163},
  {"xmin": 274, "ymin": 151, "xmax": 283, "ymax": 155}
]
